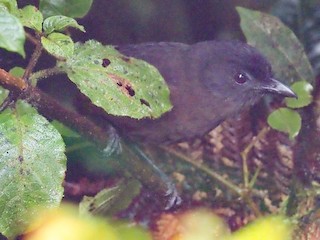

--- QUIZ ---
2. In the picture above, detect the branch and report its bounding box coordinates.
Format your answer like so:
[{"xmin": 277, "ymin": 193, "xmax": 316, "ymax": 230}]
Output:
[
  {"xmin": 30, "ymin": 67, "xmax": 65, "ymax": 82},
  {"xmin": 0, "ymin": 69, "xmax": 27, "ymax": 91},
  {"xmin": 23, "ymin": 37, "xmax": 43, "ymax": 84},
  {"xmin": 0, "ymin": 68, "xmax": 109, "ymax": 148},
  {"xmin": 22, "ymin": 86, "xmax": 109, "ymax": 147}
]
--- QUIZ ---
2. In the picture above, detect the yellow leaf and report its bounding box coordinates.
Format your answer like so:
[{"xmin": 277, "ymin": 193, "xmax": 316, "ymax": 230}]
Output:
[
  {"xmin": 25, "ymin": 205, "xmax": 118, "ymax": 240},
  {"xmin": 229, "ymin": 215, "xmax": 293, "ymax": 240}
]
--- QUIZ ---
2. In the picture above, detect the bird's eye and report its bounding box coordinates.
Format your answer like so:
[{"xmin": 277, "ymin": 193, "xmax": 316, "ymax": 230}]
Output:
[{"xmin": 234, "ymin": 72, "xmax": 249, "ymax": 84}]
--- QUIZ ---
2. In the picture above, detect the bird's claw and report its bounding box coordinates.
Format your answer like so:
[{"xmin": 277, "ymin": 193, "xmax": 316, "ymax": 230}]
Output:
[{"xmin": 163, "ymin": 182, "xmax": 182, "ymax": 211}]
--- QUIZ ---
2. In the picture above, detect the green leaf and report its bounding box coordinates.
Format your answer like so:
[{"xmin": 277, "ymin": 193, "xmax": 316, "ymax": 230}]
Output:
[
  {"xmin": 0, "ymin": 11, "xmax": 25, "ymax": 57},
  {"xmin": 0, "ymin": 101, "xmax": 66, "ymax": 239},
  {"xmin": 237, "ymin": 7, "xmax": 314, "ymax": 84},
  {"xmin": 51, "ymin": 120, "xmax": 80, "ymax": 138},
  {"xmin": 39, "ymin": 0, "xmax": 93, "ymax": 18},
  {"xmin": 285, "ymin": 81, "xmax": 313, "ymax": 108},
  {"xmin": 79, "ymin": 180, "xmax": 141, "ymax": 217},
  {"xmin": 0, "ymin": 4, "xmax": 6, "ymax": 12},
  {"xmin": 41, "ymin": 32, "xmax": 74, "ymax": 58},
  {"xmin": 0, "ymin": 86, "xmax": 8, "ymax": 105},
  {"xmin": 0, "ymin": 0, "xmax": 17, "ymax": 13},
  {"xmin": 113, "ymin": 222, "xmax": 152, "ymax": 240},
  {"xmin": 267, "ymin": 108, "xmax": 301, "ymax": 139},
  {"xmin": 58, "ymin": 40, "xmax": 172, "ymax": 119},
  {"xmin": 16, "ymin": 5, "xmax": 43, "ymax": 32},
  {"xmin": 43, "ymin": 15, "xmax": 85, "ymax": 34},
  {"xmin": 9, "ymin": 66, "xmax": 24, "ymax": 78},
  {"xmin": 230, "ymin": 215, "xmax": 292, "ymax": 240}
]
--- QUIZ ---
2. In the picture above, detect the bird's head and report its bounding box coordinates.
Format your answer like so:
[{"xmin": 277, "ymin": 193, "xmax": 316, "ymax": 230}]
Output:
[{"xmin": 198, "ymin": 41, "xmax": 296, "ymax": 107}]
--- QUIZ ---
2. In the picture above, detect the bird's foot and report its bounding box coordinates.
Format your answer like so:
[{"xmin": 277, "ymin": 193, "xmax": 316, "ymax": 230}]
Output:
[{"xmin": 163, "ymin": 184, "xmax": 182, "ymax": 210}]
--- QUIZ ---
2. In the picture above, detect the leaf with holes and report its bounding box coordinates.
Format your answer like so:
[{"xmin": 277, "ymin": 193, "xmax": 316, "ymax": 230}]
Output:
[
  {"xmin": 39, "ymin": 0, "xmax": 93, "ymax": 18},
  {"xmin": 43, "ymin": 15, "xmax": 85, "ymax": 34},
  {"xmin": 58, "ymin": 40, "xmax": 172, "ymax": 119},
  {"xmin": 267, "ymin": 108, "xmax": 301, "ymax": 139},
  {"xmin": 41, "ymin": 32, "xmax": 74, "ymax": 58},
  {"xmin": 237, "ymin": 7, "xmax": 314, "ymax": 84},
  {"xmin": 16, "ymin": 5, "xmax": 43, "ymax": 32},
  {"xmin": 0, "ymin": 11, "xmax": 25, "ymax": 57},
  {"xmin": 0, "ymin": 101, "xmax": 66, "ymax": 239}
]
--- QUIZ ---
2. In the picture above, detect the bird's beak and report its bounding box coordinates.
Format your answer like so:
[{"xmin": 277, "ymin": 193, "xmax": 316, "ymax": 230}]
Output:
[{"xmin": 261, "ymin": 78, "xmax": 297, "ymax": 98}]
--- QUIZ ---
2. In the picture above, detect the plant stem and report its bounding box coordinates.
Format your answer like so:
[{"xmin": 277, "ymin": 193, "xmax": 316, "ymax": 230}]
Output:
[
  {"xmin": 25, "ymin": 32, "xmax": 38, "ymax": 45},
  {"xmin": 65, "ymin": 142, "xmax": 92, "ymax": 153},
  {"xmin": 162, "ymin": 146, "xmax": 243, "ymax": 195},
  {"xmin": 245, "ymin": 195, "xmax": 263, "ymax": 217},
  {"xmin": 30, "ymin": 67, "xmax": 65, "ymax": 83},
  {"xmin": 240, "ymin": 126, "xmax": 270, "ymax": 188},
  {"xmin": 0, "ymin": 69, "xmax": 27, "ymax": 91},
  {"xmin": 22, "ymin": 86, "xmax": 110, "ymax": 147},
  {"xmin": 0, "ymin": 68, "xmax": 109, "ymax": 147},
  {"xmin": 23, "ymin": 34, "xmax": 43, "ymax": 84}
]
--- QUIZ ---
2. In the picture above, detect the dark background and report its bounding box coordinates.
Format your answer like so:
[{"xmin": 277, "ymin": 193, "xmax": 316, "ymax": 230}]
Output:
[{"xmin": 75, "ymin": 0, "xmax": 274, "ymax": 44}]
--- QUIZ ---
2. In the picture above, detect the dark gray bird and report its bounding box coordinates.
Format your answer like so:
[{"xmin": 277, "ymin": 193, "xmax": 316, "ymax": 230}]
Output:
[
  {"xmin": 107, "ymin": 41, "xmax": 296, "ymax": 144},
  {"xmin": 91, "ymin": 40, "xmax": 297, "ymax": 209}
]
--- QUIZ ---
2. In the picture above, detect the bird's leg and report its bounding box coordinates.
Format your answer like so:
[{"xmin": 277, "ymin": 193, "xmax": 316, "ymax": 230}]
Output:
[
  {"xmin": 102, "ymin": 126, "xmax": 181, "ymax": 210},
  {"xmin": 122, "ymin": 141, "xmax": 182, "ymax": 210}
]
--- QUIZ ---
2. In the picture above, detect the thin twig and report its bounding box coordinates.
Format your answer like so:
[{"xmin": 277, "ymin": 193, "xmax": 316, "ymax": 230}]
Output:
[
  {"xmin": 245, "ymin": 195, "xmax": 263, "ymax": 217},
  {"xmin": 66, "ymin": 142, "xmax": 92, "ymax": 153},
  {"xmin": 240, "ymin": 126, "xmax": 270, "ymax": 187},
  {"xmin": 162, "ymin": 146, "xmax": 243, "ymax": 195},
  {"xmin": 30, "ymin": 67, "xmax": 65, "ymax": 83},
  {"xmin": 0, "ymin": 92, "xmax": 15, "ymax": 112},
  {"xmin": 249, "ymin": 166, "xmax": 262, "ymax": 188},
  {"xmin": 23, "ymin": 35, "xmax": 43, "ymax": 84},
  {"xmin": 238, "ymin": 126, "xmax": 270, "ymax": 217},
  {"xmin": 25, "ymin": 32, "xmax": 38, "ymax": 45}
]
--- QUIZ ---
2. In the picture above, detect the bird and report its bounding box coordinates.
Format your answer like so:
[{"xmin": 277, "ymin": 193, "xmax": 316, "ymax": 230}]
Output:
[
  {"xmin": 104, "ymin": 40, "xmax": 297, "ymax": 144},
  {"xmin": 83, "ymin": 40, "xmax": 297, "ymax": 209}
]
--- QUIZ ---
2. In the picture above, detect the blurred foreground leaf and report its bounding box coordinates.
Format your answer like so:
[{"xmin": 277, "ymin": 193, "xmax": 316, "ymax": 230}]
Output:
[
  {"xmin": 0, "ymin": 101, "xmax": 66, "ymax": 238},
  {"xmin": 0, "ymin": 11, "xmax": 25, "ymax": 57},
  {"xmin": 229, "ymin": 215, "xmax": 293, "ymax": 240},
  {"xmin": 114, "ymin": 222, "xmax": 152, "ymax": 240},
  {"xmin": 25, "ymin": 205, "xmax": 118, "ymax": 240},
  {"xmin": 26, "ymin": 205, "xmax": 151, "ymax": 240},
  {"xmin": 0, "ymin": 0, "xmax": 18, "ymax": 13},
  {"xmin": 154, "ymin": 208, "xmax": 230, "ymax": 240}
]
